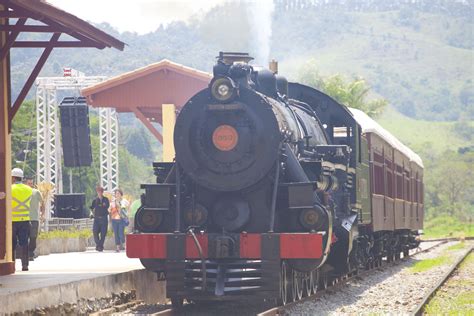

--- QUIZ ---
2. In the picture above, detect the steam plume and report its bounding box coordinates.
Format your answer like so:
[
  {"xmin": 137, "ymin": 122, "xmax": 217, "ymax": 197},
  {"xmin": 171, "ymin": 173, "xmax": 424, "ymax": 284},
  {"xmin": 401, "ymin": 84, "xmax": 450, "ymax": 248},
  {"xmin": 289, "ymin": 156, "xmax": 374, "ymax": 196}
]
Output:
[{"xmin": 247, "ymin": 0, "xmax": 275, "ymax": 66}]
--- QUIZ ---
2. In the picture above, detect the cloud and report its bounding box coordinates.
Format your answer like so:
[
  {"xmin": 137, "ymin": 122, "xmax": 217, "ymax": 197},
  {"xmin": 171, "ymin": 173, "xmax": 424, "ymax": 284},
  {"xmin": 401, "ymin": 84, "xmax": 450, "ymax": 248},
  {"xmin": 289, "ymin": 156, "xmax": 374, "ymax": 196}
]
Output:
[{"xmin": 48, "ymin": 0, "xmax": 224, "ymax": 34}]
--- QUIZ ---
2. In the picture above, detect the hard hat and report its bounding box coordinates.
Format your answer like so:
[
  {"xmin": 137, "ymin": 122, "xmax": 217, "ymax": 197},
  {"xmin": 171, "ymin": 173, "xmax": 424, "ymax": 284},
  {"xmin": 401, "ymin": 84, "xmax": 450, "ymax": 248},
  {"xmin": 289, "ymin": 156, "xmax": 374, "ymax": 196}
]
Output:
[{"xmin": 11, "ymin": 168, "xmax": 24, "ymax": 178}]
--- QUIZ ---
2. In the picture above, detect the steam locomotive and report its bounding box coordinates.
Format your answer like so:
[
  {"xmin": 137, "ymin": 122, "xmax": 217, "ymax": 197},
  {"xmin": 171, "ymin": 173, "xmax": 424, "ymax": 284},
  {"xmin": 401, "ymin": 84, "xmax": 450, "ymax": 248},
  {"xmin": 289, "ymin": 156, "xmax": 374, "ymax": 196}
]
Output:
[{"xmin": 126, "ymin": 52, "xmax": 424, "ymax": 306}]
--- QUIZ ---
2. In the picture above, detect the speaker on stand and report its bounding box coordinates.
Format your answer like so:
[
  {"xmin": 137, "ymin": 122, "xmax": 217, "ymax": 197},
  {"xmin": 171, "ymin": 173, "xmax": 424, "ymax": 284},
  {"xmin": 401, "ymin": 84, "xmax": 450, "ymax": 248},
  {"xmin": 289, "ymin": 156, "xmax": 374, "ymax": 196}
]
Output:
[
  {"xmin": 59, "ymin": 96, "xmax": 92, "ymax": 168},
  {"xmin": 59, "ymin": 97, "xmax": 93, "ymax": 215}
]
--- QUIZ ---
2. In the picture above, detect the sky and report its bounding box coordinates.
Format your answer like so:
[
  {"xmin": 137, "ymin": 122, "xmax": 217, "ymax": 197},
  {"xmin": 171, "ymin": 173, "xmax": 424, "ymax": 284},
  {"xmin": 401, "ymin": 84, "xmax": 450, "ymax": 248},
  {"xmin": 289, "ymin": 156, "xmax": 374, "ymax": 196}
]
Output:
[{"xmin": 48, "ymin": 0, "xmax": 226, "ymax": 34}]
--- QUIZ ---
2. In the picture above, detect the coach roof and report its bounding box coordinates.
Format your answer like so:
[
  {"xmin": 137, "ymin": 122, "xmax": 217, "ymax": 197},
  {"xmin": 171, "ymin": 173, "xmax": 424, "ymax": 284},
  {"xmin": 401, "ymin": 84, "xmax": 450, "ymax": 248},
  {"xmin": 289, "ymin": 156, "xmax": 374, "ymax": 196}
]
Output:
[{"xmin": 349, "ymin": 108, "xmax": 423, "ymax": 168}]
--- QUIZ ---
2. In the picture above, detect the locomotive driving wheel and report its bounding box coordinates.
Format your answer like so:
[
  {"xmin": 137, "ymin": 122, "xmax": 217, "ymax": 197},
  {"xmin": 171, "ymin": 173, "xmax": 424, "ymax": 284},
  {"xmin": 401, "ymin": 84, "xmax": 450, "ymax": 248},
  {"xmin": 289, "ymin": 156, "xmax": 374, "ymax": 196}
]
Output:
[
  {"xmin": 304, "ymin": 272, "xmax": 312, "ymax": 297},
  {"xmin": 319, "ymin": 273, "xmax": 328, "ymax": 290},
  {"xmin": 171, "ymin": 297, "xmax": 184, "ymax": 308},
  {"xmin": 280, "ymin": 261, "xmax": 292, "ymax": 305},
  {"xmin": 310, "ymin": 270, "xmax": 319, "ymax": 294},
  {"xmin": 293, "ymin": 271, "xmax": 304, "ymax": 301}
]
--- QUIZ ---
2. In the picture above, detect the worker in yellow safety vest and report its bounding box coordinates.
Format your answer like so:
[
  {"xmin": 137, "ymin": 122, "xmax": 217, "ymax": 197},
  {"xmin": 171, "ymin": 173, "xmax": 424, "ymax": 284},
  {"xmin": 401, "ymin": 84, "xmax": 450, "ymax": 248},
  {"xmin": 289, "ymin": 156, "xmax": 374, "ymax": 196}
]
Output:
[{"xmin": 11, "ymin": 168, "xmax": 32, "ymax": 271}]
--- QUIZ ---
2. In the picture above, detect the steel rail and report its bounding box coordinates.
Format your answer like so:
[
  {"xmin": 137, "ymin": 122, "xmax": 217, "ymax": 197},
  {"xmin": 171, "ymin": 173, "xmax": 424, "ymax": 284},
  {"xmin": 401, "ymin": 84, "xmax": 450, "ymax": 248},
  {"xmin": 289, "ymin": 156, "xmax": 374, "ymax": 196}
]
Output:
[
  {"xmin": 98, "ymin": 239, "xmax": 452, "ymax": 316},
  {"xmin": 411, "ymin": 245, "xmax": 473, "ymax": 316},
  {"xmin": 257, "ymin": 239, "xmax": 450, "ymax": 316}
]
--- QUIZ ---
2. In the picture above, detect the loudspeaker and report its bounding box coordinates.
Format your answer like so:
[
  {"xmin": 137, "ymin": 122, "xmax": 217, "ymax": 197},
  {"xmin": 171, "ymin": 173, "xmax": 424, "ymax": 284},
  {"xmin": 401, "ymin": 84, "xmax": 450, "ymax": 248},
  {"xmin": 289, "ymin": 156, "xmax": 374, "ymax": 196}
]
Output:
[
  {"xmin": 54, "ymin": 193, "xmax": 87, "ymax": 219},
  {"xmin": 59, "ymin": 97, "xmax": 92, "ymax": 167}
]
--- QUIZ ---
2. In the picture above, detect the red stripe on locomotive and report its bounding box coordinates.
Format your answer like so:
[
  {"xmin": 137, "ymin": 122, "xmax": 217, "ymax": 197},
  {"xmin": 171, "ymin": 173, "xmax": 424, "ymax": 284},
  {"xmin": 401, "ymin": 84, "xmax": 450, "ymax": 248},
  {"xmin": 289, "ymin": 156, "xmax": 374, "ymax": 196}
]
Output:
[
  {"xmin": 240, "ymin": 233, "xmax": 261, "ymax": 258},
  {"xmin": 280, "ymin": 233, "xmax": 323, "ymax": 259}
]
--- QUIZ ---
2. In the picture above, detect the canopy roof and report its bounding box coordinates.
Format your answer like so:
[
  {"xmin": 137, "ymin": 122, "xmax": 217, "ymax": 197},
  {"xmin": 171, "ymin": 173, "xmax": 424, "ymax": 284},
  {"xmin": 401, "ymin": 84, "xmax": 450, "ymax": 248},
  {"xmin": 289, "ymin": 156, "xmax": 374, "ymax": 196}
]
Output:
[
  {"xmin": 0, "ymin": 0, "xmax": 125, "ymax": 122},
  {"xmin": 1, "ymin": 0, "xmax": 125, "ymax": 50},
  {"xmin": 349, "ymin": 108, "xmax": 423, "ymax": 168},
  {"xmin": 81, "ymin": 59, "xmax": 211, "ymax": 143}
]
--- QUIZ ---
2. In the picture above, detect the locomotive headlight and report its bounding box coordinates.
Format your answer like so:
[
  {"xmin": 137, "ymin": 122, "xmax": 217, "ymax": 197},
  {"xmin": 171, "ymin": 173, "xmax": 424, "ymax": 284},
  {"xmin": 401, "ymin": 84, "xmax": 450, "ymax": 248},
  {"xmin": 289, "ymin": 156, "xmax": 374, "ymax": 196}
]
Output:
[
  {"xmin": 135, "ymin": 207, "xmax": 163, "ymax": 233},
  {"xmin": 217, "ymin": 84, "xmax": 230, "ymax": 97},
  {"xmin": 299, "ymin": 205, "xmax": 327, "ymax": 231},
  {"xmin": 210, "ymin": 77, "xmax": 237, "ymax": 103},
  {"xmin": 183, "ymin": 203, "xmax": 208, "ymax": 227}
]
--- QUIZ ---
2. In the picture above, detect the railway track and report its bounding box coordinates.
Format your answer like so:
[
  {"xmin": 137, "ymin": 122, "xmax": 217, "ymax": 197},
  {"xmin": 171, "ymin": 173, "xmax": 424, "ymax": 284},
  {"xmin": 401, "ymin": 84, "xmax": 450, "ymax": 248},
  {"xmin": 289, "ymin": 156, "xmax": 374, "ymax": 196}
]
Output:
[
  {"xmin": 257, "ymin": 239, "xmax": 449, "ymax": 316},
  {"xmin": 411, "ymin": 245, "xmax": 473, "ymax": 316},
  {"xmin": 90, "ymin": 239, "xmax": 453, "ymax": 315}
]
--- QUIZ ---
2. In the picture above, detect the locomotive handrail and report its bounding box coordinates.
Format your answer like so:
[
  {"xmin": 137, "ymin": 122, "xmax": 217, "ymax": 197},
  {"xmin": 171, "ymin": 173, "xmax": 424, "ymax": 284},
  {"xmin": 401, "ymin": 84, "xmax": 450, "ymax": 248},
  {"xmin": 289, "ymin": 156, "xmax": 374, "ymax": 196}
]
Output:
[
  {"xmin": 269, "ymin": 159, "xmax": 281, "ymax": 232},
  {"xmin": 188, "ymin": 227, "xmax": 207, "ymax": 292}
]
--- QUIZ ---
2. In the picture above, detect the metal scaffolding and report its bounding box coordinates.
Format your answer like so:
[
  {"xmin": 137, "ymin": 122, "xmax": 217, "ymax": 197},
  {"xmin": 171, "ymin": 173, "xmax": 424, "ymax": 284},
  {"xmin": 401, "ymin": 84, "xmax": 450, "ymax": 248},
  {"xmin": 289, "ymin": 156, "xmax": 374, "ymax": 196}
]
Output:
[
  {"xmin": 35, "ymin": 74, "xmax": 119, "ymax": 218},
  {"xmin": 99, "ymin": 107, "xmax": 119, "ymax": 192}
]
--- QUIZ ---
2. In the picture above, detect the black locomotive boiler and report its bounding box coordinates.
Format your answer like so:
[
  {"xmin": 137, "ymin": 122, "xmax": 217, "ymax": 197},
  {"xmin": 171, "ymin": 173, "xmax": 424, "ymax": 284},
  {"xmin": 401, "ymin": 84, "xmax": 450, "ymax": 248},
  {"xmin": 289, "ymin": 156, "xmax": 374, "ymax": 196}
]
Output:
[{"xmin": 127, "ymin": 52, "xmax": 424, "ymax": 306}]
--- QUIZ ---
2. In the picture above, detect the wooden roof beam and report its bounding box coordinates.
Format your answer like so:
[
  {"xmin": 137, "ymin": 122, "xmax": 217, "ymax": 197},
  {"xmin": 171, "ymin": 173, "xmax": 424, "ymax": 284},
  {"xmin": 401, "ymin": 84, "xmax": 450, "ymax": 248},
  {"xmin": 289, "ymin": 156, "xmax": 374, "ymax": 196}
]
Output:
[
  {"xmin": 0, "ymin": 24, "xmax": 68, "ymax": 32},
  {"xmin": 9, "ymin": 32, "xmax": 60, "ymax": 124},
  {"xmin": 12, "ymin": 40, "xmax": 103, "ymax": 48},
  {"xmin": 6, "ymin": 3, "xmax": 119, "ymax": 50},
  {"xmin": 133, "ymin": 108, "xmax": 163, "ymax": 143},
  {"xmin": 0, "ymin": 17, "xmax": 26, "ymax": 61},
  {"xmin": 0, "ymin": 9, "xmax": 28, "ymax": 18}
]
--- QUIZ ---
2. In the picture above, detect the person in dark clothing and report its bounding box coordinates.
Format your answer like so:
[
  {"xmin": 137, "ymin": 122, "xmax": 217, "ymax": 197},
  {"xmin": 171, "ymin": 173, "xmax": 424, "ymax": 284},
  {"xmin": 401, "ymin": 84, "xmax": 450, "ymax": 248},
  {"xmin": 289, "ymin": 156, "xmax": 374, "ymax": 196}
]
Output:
[{"xmin": 90, "ymin": 186, "xmax": 109, "ymax": 252}]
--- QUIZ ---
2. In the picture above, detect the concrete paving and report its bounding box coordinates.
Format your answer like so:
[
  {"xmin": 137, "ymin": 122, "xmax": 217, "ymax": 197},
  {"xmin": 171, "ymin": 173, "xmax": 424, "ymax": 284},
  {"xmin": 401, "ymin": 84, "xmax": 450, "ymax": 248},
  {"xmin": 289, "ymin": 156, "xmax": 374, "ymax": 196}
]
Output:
[
  {"xmin": 0, "ymin": 249, "xmax": 142, "ymax": 296},
  {"xmin": 0, "ymin": 249, "xmax": 165, "ymax": 314}
]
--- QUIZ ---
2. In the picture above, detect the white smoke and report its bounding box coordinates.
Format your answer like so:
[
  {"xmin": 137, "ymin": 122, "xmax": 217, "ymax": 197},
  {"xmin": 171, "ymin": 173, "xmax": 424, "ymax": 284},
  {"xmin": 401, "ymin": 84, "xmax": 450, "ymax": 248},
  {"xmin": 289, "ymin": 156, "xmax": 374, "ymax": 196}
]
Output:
[{"xmin": 246, "ymin": 0, "xmax": 275, "ymax": 66}]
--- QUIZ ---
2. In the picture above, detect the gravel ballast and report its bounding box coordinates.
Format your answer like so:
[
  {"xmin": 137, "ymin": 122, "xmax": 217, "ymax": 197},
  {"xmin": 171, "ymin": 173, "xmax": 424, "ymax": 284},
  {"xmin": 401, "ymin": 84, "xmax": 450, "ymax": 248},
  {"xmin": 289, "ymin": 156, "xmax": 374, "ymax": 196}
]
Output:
[{"xmin": 283, "ymin": 241, "xmax": 472, "ymax": 315}]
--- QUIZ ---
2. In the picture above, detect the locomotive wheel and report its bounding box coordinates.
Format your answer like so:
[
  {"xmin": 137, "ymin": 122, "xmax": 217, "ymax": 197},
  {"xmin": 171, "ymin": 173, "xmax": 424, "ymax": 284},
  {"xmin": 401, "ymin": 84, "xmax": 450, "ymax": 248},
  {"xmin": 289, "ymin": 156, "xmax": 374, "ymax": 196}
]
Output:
[
  {"xmin": 303, "ymin": 272, "xmax": 312, "ymax": 297},
  {"xmin": 311, "ymin": 270, "xmax": 319, "ymax": 294},
  {"xmin": 318, "ymin": 273, "xmax": 328, "ymax": 290},
  {"xmin": 171, "ymin": 297, "xmax": 184, "ymax": 308},
  {"xmin": 280, "ymin": 261, "xmax": 292, "ymax": 305},
  {"xmin": 293, "ymin": 271, "xmax": 304, "ymax": 301},
  {"xmin": 403, "ymin": 249, "xmax": 409, "ymax": 258}
]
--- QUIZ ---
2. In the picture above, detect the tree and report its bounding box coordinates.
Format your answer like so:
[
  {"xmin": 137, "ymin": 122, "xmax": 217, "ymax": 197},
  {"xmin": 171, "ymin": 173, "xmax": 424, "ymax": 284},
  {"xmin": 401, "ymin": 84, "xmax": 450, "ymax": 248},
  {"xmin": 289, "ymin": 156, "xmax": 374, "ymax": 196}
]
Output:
[
  {"xmin": 298, "ymin": 59, "xmax": 387, "ymax": 117},
  {"xmin": 11, "ymin": 100, "xmax": 36, "ymax": 177},
  {"xmin": 425, "ymin": 150, "xmax": 474, "ymax": 220}
]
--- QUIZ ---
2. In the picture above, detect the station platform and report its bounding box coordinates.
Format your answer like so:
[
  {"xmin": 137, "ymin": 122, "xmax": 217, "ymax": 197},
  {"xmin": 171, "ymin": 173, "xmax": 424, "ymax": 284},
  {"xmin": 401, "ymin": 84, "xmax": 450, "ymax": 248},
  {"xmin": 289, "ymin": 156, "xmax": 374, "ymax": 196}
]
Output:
[{"xmin": 0, "ymin": 249, "xmax": 165, "ymax": 314}]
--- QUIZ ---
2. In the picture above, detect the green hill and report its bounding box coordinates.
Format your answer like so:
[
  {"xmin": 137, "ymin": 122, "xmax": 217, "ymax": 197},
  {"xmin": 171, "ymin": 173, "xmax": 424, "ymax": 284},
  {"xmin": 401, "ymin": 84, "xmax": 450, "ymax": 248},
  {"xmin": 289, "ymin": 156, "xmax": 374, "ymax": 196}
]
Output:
[
  {"xmin": 10, "ymin": 0, "xmax": 473, "ymax": 123},
  {"xmin": 277, "ymin": 6, "xmax": 473, "ymax": 121},
  {"xmin": 376, "ymin": 107, "xmax": 474, "ymax": 154}
]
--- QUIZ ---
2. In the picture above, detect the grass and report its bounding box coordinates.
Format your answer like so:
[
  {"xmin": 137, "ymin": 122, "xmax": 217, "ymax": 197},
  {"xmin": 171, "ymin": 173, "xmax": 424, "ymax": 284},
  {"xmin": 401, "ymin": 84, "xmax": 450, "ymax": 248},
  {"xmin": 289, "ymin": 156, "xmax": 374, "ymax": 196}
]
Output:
[
  {"xmin": 424, "ymin": 254, "xmax": 474, "ymax": 315},
  {"xmin": 376, "ymin": 107, "xmax": 474, "ymax": 154},
  {"xmin": 410, "ymin": 256, "xmax": 450, "ymax": 273},
  {"xmin": 446, "ymin": 242, "xmax": 466, "ymax": 252},
  {"xmin": 423, "ymin": 215, "xmax": 474, "ymax": 239},
  {"xmin": 38, "ymin": 229, "xmax": 93, "ymax": 240}
]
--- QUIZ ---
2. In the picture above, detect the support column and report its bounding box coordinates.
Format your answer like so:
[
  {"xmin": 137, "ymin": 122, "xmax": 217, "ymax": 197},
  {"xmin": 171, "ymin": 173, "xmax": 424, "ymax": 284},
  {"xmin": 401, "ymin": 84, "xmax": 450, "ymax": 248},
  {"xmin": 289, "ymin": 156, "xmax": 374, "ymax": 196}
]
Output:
[
  {"xmin": 99, "ymin": 107, "xmax": 119, "ymax": 192},
  {"xmin": 0, "ymin": 9, "xmax": 15, "ymax": 275},
  {"xmin": 37, "ymin": 86, "xmax": 61, "ymax": 218},
  {"xmin": 162, "ymin": 104, "xmax": 176, "ymax": 162}
]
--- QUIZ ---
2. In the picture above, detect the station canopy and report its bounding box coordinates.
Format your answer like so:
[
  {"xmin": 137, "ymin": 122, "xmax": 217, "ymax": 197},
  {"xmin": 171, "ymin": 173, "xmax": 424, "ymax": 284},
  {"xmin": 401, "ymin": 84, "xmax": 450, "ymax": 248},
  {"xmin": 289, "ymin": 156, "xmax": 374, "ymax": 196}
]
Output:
[
  {"xmin": 0, "ymin": 0, "xmax": 125, "ymax": 122},
  {"xmin": 81, "ymin": 60, "xmax": 212, "ymax": 141}
]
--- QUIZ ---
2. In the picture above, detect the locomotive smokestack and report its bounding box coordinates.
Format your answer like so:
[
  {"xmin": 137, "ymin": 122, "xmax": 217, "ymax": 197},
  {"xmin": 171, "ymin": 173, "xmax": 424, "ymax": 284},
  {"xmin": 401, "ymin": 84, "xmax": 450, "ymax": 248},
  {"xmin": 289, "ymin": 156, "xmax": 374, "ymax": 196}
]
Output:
[
  {"xmin": 269, "ymin": 59, "xmax": 278, "ymax": 74},
  {"xmin": 218, "ymin": 52, "xmax": 254, "ymax": 65}
]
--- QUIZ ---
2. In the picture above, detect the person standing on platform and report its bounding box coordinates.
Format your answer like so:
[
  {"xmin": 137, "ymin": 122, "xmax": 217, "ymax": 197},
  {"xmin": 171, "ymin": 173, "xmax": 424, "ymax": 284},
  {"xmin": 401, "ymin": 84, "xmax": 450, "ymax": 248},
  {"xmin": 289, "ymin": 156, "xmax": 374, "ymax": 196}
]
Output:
[
  {"xmin": 109, "ymin": 189, "xmax": 129, "ymax": 252},
  {"xmin": 90, "ymin": 186, "xmax": 109, "ymax": 252},
  {"xmin": 25, "ymin": 177, "xmax": 43, "ymax": 261},
  {"xmin": 11, "ymin": 168, "xmax": 32, "ymax": 271}
]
